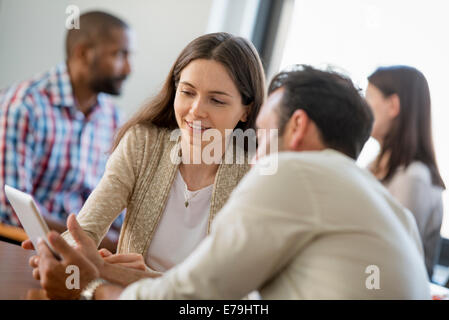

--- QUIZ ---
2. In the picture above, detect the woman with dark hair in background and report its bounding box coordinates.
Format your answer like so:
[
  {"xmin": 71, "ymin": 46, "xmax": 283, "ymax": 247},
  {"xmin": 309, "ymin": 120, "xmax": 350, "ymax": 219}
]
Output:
[{"xmin": 365, "ymin": 65, "xmax": 445, "ymax": 279}]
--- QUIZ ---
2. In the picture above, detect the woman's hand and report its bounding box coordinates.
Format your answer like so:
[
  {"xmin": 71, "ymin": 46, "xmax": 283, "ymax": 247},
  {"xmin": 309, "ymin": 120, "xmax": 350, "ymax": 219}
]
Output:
[{"xmin": 98, "ymin": 249, "xmax": 147, "ymax": 272}]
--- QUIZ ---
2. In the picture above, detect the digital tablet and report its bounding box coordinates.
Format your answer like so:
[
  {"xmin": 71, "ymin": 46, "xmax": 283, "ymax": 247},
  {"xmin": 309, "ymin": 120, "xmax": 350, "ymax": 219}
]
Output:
[{"xmin": 4, "ymin": 184, "xmax": 61, "ymax": 259}]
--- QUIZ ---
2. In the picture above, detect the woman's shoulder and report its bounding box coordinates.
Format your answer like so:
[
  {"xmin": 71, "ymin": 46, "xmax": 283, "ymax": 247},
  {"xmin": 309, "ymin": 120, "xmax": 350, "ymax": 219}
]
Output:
[
  {"xmin": 113, "ymin": 124, "xmax": 173, "ymax": 168},
  {"xmin": 387, "ymin": 161, "xmax": 443, "ymax": 215},
  {"xmin": 389, "ymin": 161, "xmax": 442, "ymax": 192},
  {"xmin": 124, "ymin": 123, "xmax": 170, "ymax": 146},
  {"xmin": 131, "ymin": 122, "xmax": 164, "ymax": 137},
  {"xmin": 399, "ymin": 161, "xmax": 432, "ymax": 185}
]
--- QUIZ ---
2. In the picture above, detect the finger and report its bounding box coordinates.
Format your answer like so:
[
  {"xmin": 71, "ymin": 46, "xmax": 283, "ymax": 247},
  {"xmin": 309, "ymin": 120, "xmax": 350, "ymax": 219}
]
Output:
[
  {"xmin": 29, "ymin": 255, "xmax": 39, "ymax": 268},
  {"xmin": 99, "ymin": 248, "xmax": 112, "ymax": 258},
  {"xmin": 32, "ymin": 267, "xmax": 41, "ymax": 280},
  {"xmin": 103, "ymin": 254, "xmax": 134, "ymax": 263},
  {"xmin": 104, "ymin": 253, "xmax": 142, "ymax": 264},
  {"xmin": 36, "ymin": 237, "xmax": 56, "ymax": 260},
  {"xmin": 22, "ymin": 239, "xmax": 35, "ymax": 250},
  {"xmin": 47, "ymin": 231, "xmax": 79, "ymax": 261},
  {"xmin": 67, "ymin": 213, "xmax": 90, "ymax": 246}
]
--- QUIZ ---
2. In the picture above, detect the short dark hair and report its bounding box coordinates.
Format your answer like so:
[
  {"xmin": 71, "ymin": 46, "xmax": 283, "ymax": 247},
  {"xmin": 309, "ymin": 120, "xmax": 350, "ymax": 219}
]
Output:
[
  {"xmin": 65, "ymin": 11, "xmax": 129, "ymax": 59},
  {"xmin": 269, "ymin": 65, "xmax": 373, "ymax": 159}
]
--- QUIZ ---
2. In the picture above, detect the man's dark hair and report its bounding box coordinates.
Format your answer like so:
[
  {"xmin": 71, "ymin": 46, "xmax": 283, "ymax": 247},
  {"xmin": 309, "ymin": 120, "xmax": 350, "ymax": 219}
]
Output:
[
  {"xmin": 65, "ymin": 11, "xmax": 129, "ymax": 59},
  {"xmin": 268, "ymin": 65, "xmax": 374, "ymax": 159}
]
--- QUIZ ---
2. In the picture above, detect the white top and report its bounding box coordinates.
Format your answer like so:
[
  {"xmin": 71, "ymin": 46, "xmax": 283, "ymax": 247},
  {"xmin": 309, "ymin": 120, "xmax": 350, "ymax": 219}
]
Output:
[
  {"xmin": 384, "ymin": 161, "xmax": 444, "ymax": 277},
  {"xmin": 145, "ymin": 170, "xmax": 213, "ymax": 272},
  {"xmin": 121, "ymin": 150, "xmax": 431, "ymax": 300}
]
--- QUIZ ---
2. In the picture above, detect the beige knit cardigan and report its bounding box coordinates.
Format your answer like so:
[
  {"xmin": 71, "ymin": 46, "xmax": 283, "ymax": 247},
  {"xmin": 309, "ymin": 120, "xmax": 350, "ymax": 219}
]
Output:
[{"xmin": 62, "ymin": 124, "xmax": 250, "ymax": 257}]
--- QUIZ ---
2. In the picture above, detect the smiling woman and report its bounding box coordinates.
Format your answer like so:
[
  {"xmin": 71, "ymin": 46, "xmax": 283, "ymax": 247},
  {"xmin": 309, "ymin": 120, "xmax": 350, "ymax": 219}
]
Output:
[
  {"xmin": 174, "ymin": 59, "xmax": 251, "ymax": 164},
  {"xmin": 57, "ymin": 32, "xmax": 266, "ymax": 294}
]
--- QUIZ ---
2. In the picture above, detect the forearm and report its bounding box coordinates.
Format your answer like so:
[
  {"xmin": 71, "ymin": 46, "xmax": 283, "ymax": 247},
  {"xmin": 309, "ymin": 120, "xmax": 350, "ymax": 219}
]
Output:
[{"xmin": 100, "ymin": 262, "xmax": 162, "ymax": 287}]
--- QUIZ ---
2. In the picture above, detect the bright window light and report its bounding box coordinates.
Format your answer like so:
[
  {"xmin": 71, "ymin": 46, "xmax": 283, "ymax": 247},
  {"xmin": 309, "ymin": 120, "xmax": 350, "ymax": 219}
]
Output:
[{"xmin": 279, "ymin": 0, "xmax": 449, "ymax": 237}]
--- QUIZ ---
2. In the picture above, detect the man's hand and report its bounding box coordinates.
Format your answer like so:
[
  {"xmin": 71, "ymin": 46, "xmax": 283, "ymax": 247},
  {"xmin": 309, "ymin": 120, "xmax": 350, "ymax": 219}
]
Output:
[
  {"xmin": 65, "ymin": 213, "xmax": 105, "ymax": 270},
  {"xmin": 21, "ymin": 239, "xmax": 34, "ymax": 250},
  {"xmin": 22, "ymin": 240, "xmax": 41, "ymax": 281},
  {"xmin": 25, "ymin": 213, "xmax": 106, "ymax": 281},
  {"xmin": 36, "ymin": 232, "xmax": 99, "ymax": 300}
]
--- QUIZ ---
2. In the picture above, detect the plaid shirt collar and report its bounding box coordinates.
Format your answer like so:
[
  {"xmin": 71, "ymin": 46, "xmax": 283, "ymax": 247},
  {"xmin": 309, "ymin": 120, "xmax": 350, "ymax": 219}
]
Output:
[{"xmin": 46, "ymin": 63, "xmax": 76, "ymax": 109}]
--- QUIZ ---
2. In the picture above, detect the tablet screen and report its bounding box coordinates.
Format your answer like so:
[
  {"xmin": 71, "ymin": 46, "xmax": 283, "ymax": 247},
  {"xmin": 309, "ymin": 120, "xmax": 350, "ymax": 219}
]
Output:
[{"xmin": 4, "ymin": 185, "xmax": 60, "ymax": 259}]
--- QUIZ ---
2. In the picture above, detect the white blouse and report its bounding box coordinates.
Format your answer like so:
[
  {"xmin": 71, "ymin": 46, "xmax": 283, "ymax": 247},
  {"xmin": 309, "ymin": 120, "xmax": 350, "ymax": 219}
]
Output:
[{"xmin": 145, "ymin": 170, "xmax": 213, "ymax": 272}]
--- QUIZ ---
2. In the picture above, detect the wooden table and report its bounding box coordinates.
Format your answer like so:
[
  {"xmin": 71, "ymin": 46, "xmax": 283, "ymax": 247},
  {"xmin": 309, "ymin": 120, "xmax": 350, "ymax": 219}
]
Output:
[
  {"xmin": 0, "ymin": 240, "xmax": 44, "ymax": 299},
  {"xmin": 0, "ymin": 223, "xmax": 28, "ymax": 244},
  {"xmin": 1, "ymin": 238, "xmax": 448, "ymax": 300}
]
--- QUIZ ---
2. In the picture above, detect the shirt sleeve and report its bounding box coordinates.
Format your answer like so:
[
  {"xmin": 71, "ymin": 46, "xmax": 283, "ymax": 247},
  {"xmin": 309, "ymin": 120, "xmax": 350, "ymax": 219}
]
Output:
[
  {"xmin": 119, "ymin": 155, "xmax": 320, "ymax": 300},
  {"xmin": 0, "ymin": 101, "xmax": 36, "ymax": 226},
  {"xmin": 62, "ymin": 126, "xmax": 143, "ymax": 246}
]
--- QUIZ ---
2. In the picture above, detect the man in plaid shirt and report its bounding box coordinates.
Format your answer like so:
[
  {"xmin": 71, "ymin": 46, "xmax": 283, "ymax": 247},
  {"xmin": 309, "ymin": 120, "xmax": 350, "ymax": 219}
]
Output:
[{"xmin": 0, "ymin": 11, "xmax": 132, "ymax": 251}]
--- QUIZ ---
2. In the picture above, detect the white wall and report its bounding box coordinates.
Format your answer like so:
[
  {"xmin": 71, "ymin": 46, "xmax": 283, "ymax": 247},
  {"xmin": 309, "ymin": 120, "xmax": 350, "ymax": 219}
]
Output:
[
  {"xmin": 0, "ymin": 0, "xmax": 212, "ymax": 118},
  {"xmin": 206, "ymin": 0, "xmax": 260, "ymax": 40}
]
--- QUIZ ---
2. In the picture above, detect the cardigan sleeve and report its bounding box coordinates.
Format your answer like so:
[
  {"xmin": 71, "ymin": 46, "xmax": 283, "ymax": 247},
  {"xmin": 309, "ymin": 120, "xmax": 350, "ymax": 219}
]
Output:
[{"xmin": 62, "ymin": 125, "xmax": 151, "ymax": 247}]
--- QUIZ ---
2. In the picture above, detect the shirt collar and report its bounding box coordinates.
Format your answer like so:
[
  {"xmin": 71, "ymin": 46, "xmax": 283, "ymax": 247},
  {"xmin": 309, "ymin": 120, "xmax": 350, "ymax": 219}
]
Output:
[
  {"xmin": 47, "ymin": 63, "xmax": 113, "ymax": 120},
  {"xmin": 46, "ymin": 63, "xmax": 76, "ymax": 109}
]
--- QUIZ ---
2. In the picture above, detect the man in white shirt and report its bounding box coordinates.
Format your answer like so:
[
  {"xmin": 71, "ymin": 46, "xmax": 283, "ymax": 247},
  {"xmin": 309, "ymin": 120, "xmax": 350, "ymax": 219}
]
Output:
[{"xmin": 35, "ymin": 65, "xmax": 431, "ymax": 299}]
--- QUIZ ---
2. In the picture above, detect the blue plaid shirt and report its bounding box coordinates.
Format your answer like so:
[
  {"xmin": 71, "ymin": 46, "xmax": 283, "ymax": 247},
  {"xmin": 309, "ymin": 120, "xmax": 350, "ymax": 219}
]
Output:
[{"xmin": 0, "ymin": 63, "xmax": 124, "ymax": 228}]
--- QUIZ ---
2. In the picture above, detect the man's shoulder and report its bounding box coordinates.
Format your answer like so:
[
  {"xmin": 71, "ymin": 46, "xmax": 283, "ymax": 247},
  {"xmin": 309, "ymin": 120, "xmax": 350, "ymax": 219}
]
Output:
[
  {"xmin": 0, "ymin": 68, "xmax": 55, "ymax": 111},
  {"xmin": 258, "ymin": 149, "xmax": 355, "ymax": 174},
  {"xmin": 245, "ymin": 149, "xmax": 366, "ymax": 195},
  {"xmin": 245, "ymin": 151, "xmax": 324, "ymax": 186}
]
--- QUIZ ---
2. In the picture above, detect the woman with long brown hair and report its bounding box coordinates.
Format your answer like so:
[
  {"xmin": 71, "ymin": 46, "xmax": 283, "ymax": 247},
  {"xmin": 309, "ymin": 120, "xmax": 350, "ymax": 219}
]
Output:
[
  {"xmin": 25, "ymin": 32, "xmax": 266, "ymax": 286},
  {"xmin": 365, "ymin": 65, "xmax": 445, "ymax": 278}
]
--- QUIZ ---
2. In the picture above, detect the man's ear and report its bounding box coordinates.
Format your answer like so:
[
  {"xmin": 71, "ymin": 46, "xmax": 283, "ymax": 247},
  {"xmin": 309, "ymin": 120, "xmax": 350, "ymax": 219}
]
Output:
[
  {"xmin": 389, "ymin": 93, "xmax": 401, "ymax": 118},
  {"xmin": 73, "ymin": 42, "xmax": 94, "ymax": 66},
  {"xmin": 286, "ymin": 109, "xmax": 309, "ymax": 150}
]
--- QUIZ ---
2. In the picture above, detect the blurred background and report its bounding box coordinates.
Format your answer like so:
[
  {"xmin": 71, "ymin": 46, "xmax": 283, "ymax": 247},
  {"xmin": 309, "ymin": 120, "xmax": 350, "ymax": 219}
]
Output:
[{"xmin": 1, "ymin": 0, "xmax": 448, "ymax": 281}]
